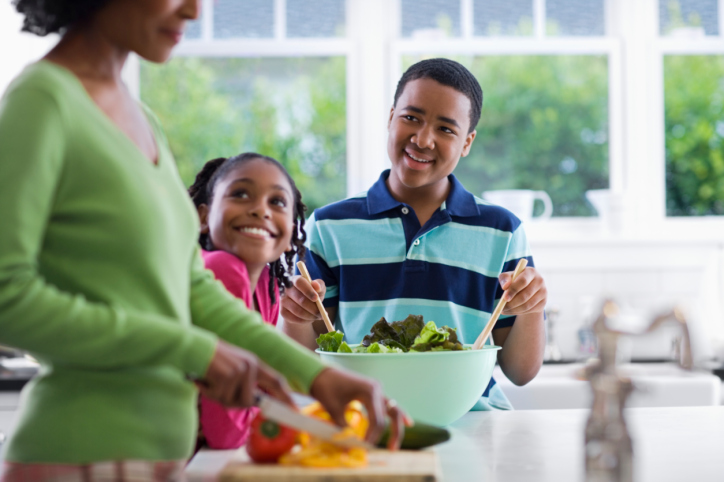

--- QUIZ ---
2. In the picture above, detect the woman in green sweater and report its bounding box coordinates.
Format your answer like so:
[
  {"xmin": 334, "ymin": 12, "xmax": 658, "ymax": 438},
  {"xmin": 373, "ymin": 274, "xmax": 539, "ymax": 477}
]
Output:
[{"xmin": 0, "ymin": 0, "xmax": 405, "ymax": 479}]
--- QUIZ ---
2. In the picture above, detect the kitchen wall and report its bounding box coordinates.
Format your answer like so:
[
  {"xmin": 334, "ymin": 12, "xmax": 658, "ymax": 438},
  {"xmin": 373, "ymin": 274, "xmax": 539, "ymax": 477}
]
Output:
[
  {"xmin": 0, "ymin": 3, "xmax": 56, "ymax": 97},
  {"xmin": 532, "ymin": 237, "xmax": 724, "ymax": 363}
]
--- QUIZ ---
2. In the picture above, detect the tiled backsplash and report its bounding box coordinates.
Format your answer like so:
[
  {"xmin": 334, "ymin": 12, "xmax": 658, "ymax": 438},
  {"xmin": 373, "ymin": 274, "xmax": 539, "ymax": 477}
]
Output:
[{"xmin": 531, "ymin": 240, "xmax": 724, "ymax": 362}]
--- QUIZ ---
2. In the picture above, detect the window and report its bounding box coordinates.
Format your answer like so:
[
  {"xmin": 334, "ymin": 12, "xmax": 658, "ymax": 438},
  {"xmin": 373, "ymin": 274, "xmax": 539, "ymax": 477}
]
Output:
[
  {"xmin": 395, "ymin": 0, "xmax": 613, "ymax": 217},
  {"xmin": 659, "ymin": 0, "xmax": 719, "ymax": 36},
  {"xmin": 664, "ymin": 55, "xmax": 724, "ymax": 216},
  {"xmin": 657, "ymin": 0, "xmax": 724, "ymax": 219},
  {"xmin": 473, "ymin": 0, "xmax": 534, "ymax": 36},
  {"xmin": 139, "ymin": 0, "xmax": 347, "ymax": 212},
  {"xmin": 401, "ymin": 0, "xmax": 461, "ymax": 38},
  {"xmin": 130, "ymin": 0, "xmax": 724, "ymax": 238},
  {"xmin": 546, "ymin": 0, "xmax": 605, "ymax": 36}
]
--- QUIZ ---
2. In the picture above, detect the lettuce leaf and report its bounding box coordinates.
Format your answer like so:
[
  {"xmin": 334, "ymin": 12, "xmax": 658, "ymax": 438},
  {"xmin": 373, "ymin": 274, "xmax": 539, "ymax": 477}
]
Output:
[
  {"xmin": 318, "ymin": 318, "xmax": 465, "ymax": 354},
  {"xmin": 316, "ymin": 331, "xmax": 344, "ymax": 352},
  {"xmin": 390, "ymin": 314, "xmax": 425, "ymax": 347},
  {"xmin": 361, "ymin": 314, "xmax": 425, "ymax": 351},
  {"xmin": 362, "ymin": 317, "xmax": 400, "ymax": 347},
  {"xmin": 413, "ymin": 321, "xmax": 450, "ymax": 345},
  {"xmin": 367, "ymin": 342, "xmax": 403, "ymax": 353},
  {"xmin": 337, "ymin": 341, "xmax": 353, "ymax": 353}
]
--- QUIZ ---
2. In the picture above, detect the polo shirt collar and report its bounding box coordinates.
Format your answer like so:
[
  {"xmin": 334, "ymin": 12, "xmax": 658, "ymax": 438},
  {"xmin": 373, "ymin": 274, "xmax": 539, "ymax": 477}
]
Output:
[{"xmin": 367, "ymin": 169, "xmax": 480, "ymax": 217}]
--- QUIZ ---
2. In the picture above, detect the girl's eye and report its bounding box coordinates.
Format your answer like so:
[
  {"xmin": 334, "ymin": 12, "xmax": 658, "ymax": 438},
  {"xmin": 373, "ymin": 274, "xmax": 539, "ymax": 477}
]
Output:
[
  {"xmin": 441, "ymin": 126, "xmax": 454, "ymax": 134},
  {"xmin": 403, "ymin": 115, "xmax": 417, "ymax": 122},
  {"xmin": 230, "ymin": 189, "xmax": 249, "ymax": 198},
  {"xmin": 271, "ymin": 197, "xmax": 288, "ymax": 208}
]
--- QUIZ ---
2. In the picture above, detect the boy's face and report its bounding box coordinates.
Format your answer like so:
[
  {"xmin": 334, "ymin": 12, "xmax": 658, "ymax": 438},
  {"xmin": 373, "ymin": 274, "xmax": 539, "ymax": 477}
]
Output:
[{"xmin": 387, "ymin": 78, "xmax": 476, "ymax": 193}]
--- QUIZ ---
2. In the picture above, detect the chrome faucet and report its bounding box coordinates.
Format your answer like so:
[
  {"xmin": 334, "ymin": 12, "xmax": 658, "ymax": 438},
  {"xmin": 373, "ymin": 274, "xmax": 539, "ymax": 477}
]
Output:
[
  {"xmin": 543, "ymin": 307, "xmax": 563, "ymax": 362},
  {"xmin": 583, "ymin": 300, "xmax": 692, "ymax": 482}
]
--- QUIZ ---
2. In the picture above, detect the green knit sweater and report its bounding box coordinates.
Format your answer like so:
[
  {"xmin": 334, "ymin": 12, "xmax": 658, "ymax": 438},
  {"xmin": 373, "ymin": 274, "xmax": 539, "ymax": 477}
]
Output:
[{"xmin": 0, "ymin": 61, "xmax": 325, "ymax": 464}]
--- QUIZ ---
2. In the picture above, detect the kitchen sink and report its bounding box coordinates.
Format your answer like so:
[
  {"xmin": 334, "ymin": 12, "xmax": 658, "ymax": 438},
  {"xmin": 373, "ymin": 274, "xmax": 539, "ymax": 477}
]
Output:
[{"xmin": 494, "ymin": 362, "xmax": 721, "ymax": 410}]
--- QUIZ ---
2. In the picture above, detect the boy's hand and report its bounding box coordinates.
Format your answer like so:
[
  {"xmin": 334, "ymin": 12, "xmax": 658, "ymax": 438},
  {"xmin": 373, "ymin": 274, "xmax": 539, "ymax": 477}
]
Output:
[
  {"xmin": 309, "ymin": 367, "xmax": 412, "ymax": 450},
  {"xmin": 499, "ymin": 267, "xmax": 547, "ymax": 315},
  {"xmin": 281, "ymin": 275, "xmax": 327, "ymax": 324}
]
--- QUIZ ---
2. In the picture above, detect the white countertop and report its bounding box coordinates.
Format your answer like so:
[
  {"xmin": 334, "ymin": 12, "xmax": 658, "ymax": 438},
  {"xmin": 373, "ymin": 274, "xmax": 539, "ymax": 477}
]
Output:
[
  {"xmin": 493, "ymin": 363, "xmax": 722, "ymax": 410},
  {"xmin": 187, "ymin": 406, "xmax": 724, "ymax": 481}
]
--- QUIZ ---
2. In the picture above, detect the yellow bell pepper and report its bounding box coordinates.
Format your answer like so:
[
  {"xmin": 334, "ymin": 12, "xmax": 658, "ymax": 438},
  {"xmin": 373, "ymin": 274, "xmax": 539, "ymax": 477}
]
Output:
[{"xmin": 279, "ymin": 401, "xmax": 369, "ymax": 468}]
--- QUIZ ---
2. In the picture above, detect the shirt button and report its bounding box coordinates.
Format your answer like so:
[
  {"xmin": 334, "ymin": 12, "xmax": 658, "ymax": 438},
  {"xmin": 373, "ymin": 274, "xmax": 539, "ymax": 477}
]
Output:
[
  {"xmin": 401, "ymin": 207, "xmax": 409, "ymax": 215},
  {"xmin": 414, "ymin": 239, "xmax": 420, "ymax": 246}
]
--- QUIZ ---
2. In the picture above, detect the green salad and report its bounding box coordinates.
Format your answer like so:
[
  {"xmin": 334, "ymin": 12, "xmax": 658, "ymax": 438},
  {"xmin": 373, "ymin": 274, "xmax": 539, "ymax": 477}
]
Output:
[{"xmin": 316, "ymin": 314, "xmax": 469, "ymax": 353}]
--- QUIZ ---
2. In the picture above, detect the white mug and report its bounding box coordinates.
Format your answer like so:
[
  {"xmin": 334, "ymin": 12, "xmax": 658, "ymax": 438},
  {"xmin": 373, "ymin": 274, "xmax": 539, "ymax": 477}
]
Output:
[{"xmin": 482, "ymin": 189, "xmax": 553, "ymax": 224}]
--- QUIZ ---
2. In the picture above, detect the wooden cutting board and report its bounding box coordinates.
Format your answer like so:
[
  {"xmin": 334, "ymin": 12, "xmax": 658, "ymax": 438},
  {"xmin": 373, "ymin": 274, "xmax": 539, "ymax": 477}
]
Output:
[{"xmin": 219, "ymin": 449, "xmax": 440, "ymax": 482}]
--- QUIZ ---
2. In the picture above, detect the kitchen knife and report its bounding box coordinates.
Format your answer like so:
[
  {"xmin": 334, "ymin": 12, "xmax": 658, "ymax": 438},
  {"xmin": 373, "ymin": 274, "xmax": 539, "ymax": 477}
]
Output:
[{"xmin": 254, "ymin": 392, "xmax": 375, "ymax": 450}]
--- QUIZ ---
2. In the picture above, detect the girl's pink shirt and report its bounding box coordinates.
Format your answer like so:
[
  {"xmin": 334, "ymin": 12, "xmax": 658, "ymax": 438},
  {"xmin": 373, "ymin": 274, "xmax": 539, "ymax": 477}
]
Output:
[{"xmin": 199, "ymin": 249, "xmax": 280, "ymax": 450}]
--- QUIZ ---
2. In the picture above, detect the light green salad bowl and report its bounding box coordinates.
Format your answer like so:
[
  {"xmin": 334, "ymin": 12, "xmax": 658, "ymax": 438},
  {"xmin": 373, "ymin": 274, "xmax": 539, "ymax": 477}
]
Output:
[{"xmin": 317, "ymin": 344, "xmax": 501, "ymax": 426}]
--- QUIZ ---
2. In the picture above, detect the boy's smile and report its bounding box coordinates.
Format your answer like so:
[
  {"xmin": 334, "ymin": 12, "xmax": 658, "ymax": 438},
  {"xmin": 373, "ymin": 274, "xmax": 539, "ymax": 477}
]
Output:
[{"xmin": 386, "ymin": 77, "xmax": 476, "ymax": 199}]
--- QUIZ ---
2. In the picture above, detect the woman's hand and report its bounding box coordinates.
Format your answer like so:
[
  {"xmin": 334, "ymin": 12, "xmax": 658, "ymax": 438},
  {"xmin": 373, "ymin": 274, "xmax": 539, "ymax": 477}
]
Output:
[
  {"xmin": 499, "ymin": 267, "xmax": 547, "ymax": 315},
  {"xmin": 197, "ymin": 340, "xmax": 295, "ymax": 408},
  {"xmin": 280, "ymin": 276, "xmax": 326, "ymax": 325},
  {"xmin": 309, "ymin": 367, "xmax": 411, "ymax": 450}
]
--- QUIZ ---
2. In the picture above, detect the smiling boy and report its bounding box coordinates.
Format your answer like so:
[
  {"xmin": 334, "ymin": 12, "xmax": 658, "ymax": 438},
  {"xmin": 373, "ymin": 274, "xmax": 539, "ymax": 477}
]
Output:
[{"xmin": 282, "ymin": 58, "xmax": 547, "ymax": 409}]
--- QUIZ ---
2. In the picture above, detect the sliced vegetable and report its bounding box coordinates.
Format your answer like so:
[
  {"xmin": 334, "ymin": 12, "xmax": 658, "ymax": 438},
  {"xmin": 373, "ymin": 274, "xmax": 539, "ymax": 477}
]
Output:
[
  {"xmin": 279, "ymin": 401, "xmax": 369, "ymax": 468},
  {"xmin": 246, "ymin": 413, "xmax": 298, "ymax": 464}
]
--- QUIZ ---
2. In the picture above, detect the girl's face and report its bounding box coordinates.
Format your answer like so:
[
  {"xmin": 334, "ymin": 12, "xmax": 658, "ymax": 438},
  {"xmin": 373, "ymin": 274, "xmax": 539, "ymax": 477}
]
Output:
[
  {"xmin": 95, "ymin": 0, "xmax": 200, "ymax": 63},
  {"xmin": 199, "ymin": 159, "xmax": 296, "ymax": 270}
]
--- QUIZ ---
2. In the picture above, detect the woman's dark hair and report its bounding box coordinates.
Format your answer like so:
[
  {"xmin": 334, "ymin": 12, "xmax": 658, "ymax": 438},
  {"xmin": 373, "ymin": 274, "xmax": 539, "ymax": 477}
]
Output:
[
  {"xmin": 13, "ymin": 0, "xmax": 112, "ymax": 36},
  {"xmin": 393, "ymin": 58, "xmax": 483, "ymax": 134},
  {"xmin": 188, "ymin": 153, "xmax": 307, "ymax": 305}
]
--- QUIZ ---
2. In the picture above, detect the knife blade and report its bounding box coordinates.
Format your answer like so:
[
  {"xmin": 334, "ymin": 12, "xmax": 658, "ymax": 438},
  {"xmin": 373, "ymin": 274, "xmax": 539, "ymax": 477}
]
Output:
[{"xmin": 254, "ymin": 392, "xmax": 375, "ymax": 450}]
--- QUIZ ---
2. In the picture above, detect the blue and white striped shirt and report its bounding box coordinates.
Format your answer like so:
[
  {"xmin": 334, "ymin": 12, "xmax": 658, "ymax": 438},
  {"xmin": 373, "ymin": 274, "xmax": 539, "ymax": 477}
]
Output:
[{"xmin": 304, "ymin": 170, "xmax": 534, "ymax": 410}]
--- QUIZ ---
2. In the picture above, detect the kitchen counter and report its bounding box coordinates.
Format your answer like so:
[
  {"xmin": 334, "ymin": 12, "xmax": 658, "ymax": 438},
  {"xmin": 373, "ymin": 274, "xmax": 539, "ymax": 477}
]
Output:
[
  {"xmin": 493, "ymin": 363, "xmax": 721, "ymax": 410},
  {"xmin": 186, "ymin": 406, "xmax": 724, "ymax": 481}
]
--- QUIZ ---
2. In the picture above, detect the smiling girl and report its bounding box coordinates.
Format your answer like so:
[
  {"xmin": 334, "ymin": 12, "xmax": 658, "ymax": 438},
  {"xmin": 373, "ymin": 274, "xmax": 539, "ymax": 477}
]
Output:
[{"xmin": 188, "ymin": 153, "xmax": 307, "ymax": 449}]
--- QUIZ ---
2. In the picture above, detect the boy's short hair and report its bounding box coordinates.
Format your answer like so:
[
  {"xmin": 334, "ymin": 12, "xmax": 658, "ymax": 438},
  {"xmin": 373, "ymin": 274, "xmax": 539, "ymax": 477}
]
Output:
[{"xmin": 393, "ymin": 58, "xmax": 483, "ymax": 134}]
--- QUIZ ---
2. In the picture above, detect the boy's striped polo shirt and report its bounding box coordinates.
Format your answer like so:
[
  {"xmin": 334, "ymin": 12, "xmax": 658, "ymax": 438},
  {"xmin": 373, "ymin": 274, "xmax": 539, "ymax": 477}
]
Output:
[{"xmin": 303, "ymin": 170, "xmax": 535, "ymax": 409}]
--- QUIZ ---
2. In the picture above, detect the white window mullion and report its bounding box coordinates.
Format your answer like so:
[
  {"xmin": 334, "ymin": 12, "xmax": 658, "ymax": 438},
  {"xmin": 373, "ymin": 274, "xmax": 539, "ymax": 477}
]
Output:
[
  {"xmin": 646, "ymin": 11, "xmax": 668, "ymax": 230},
  {"xmin": 347, "ymin": 0, "xmax": 391, "ymax": 195},
  {"xmin": 173, "ymin": 39, "xmax": 350, "ymax": 58},
  {"xmin": 201, "ymin": 0, "xmax": 213, "ymax": 41},
  {"xmin": 394, "ymin": 37, "xmax": 615, "ymax": 55},
  {"xmin": 607, "ymin": 41, "xmax": 624, "ymax": 196},
  {"xmin": 461, "ymin": 0, "xmax": 474, "ymax": 39},
  {"xmin": 604, "ymin": 0, "xmax": 614, "ymax": 36},
  {"xmin": 533, "ymin": 0, "xmax": 546, "ymax": 38},
  {"xmin": 274, "ymin": 0, "xmax": 286, "ymax": 40}
]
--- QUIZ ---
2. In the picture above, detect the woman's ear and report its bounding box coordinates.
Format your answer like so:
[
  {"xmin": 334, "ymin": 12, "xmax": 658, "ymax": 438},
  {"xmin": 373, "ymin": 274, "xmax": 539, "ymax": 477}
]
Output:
[{"xmin": 197, "ymin": 204, "xmax": 210, "ymax": 234}]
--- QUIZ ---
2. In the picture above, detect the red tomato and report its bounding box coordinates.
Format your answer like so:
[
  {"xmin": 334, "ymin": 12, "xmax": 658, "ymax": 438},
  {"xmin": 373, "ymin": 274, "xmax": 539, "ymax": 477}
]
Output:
[{"xmin": 246, "ymin": 413, "xmax": 298, "ymax": 463}]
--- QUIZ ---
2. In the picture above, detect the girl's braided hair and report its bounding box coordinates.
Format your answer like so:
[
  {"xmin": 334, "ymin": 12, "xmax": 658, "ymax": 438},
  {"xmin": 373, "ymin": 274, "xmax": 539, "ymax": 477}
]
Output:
[{"xmin": 188, "ymin": 153, "xmax": 307, "ymax": 305}]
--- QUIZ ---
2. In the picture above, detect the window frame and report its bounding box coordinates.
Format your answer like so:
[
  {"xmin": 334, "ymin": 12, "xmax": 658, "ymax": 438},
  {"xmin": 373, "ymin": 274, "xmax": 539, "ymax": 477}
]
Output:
[
  {"xmin": 387, "ymin": 0, "xmax": 624, "ymax": 240},
  {"xmin": 126, "ymin": 0, "xmax": 724, "ymax": 242},
  {"xmin": 650, "ymin": 35, "xmax": 724, "ymax": 236}
]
